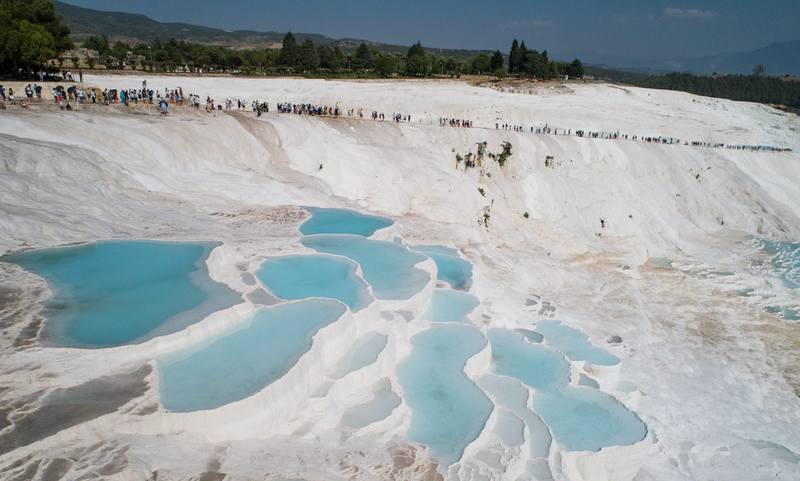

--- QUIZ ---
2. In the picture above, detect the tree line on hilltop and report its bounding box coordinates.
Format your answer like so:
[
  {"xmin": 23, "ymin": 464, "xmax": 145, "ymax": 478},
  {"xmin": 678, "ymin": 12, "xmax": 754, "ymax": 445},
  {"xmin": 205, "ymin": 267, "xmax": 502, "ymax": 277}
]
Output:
[{"xmin": 1, "ymin": 0, "xmax": 798, "ymax": 110}]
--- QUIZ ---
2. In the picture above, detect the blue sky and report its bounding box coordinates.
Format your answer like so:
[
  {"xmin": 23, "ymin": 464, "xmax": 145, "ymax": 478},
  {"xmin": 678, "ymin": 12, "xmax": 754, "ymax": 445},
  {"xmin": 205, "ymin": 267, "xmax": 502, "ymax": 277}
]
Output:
[{"xmin": 64, "ymin": 1, "xmax": 799, "ymax": 59}]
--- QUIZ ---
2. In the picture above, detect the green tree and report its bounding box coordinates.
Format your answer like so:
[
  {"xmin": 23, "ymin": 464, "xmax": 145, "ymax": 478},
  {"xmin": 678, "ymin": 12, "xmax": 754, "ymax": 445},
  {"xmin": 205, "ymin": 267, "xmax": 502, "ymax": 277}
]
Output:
[
  {"xmin": 470, "ymin": 54, "xmax": 491, "ymax": 74},
  {"xmin": 298, "ymin": 37, "xmax": 319, "ymax": 71},
  {"xmin": 566, "ymin": 59, "xmax": 584, "ymax": 78},
  {"xmin": 0, "ymin": 0, "xmax": 71, "ymax": 74},
  {"xmin": 18, "ymin": 19, "xmax": 55, "ymax": 69},
  {"xmin": 374, "ymin": 53, "xmax": 396, "ymax": 78},
  {"xmin": 509, "ymin": 39, "xmax": 520, "ymax": 74},
  {"xmin": 278, "ymin": 32, "xmax": 298, "ymax": 68},
  {"xmin": 352, "ymin": 42, "xmax": 373, "ymax": 70},
  {"xmin": 332, "ymin": 46, "xmax": 345, "ymax": 70},
  {"xmin": 490, "ymin": 50, "xmax": 504, "ymax": 73},
  {"xmin": 317, "ymin": 45, "xmax": 334, "ymax": 69},
  {"xmin": 111, "ymin": 41, "xmax": 130, "ymax": 63},
  {"xmin": 406, "ymin": 41, "xmax": 429, "ymax": 76}
]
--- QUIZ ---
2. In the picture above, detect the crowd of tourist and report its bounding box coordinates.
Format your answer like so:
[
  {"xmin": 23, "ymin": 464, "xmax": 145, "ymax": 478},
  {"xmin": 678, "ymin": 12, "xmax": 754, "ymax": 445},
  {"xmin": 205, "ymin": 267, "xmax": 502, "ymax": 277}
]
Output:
[{"xmin": 0, "ymin": 78, "xmax": 792, "ymax": 153}]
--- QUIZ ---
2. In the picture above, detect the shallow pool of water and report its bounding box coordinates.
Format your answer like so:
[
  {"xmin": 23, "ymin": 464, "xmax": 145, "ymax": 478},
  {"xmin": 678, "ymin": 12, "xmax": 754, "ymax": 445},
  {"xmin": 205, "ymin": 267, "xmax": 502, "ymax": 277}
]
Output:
[
  {"xmin": 301, "ymin": 235, "xmax": 429, "ymax": 300},
  {"xmin": 760, "ymin": 239, "xmax": 800, "ymax": 290},
  {"xmin": 331, "ymin": 332, "xmax": 388, "ymax": 379},
  {"xmin": 398, "ymin": 324, "xmax": 492, "ymax": 466},
  {"xmin": 340, "ymin": 378, "xmax": 401, "ymax": 429},
  {"xmin": 533, "ymin": 387, "xmax": 647, "ymax": 452},
  {"xmin": 411, "ymin": 245, "xmax": 472, "ymax": 290},
  {"xmin": 488, "ymin": 328, "xmax": 571, "ymax": 390},
  {"xmin": 536, "ymin": 320, "xmax": 620, "ymax": 366},
  {"xmin": 158, "ymin": 299, "xmax": 346, "ymax": 412},
  {"xmin": 256, "ymin": 254, "xmax": 372, "ymax": 311},
  {"xmin": 300, "ymin": 207, "xmax": 393, "ymax": 237},
  {"xmin": 2, "ymin": 240, "xmax": 241, "ymax": 348},
  {"xmin": 423, "ymin": 289, "xmax": 479, "ymax": 322}
]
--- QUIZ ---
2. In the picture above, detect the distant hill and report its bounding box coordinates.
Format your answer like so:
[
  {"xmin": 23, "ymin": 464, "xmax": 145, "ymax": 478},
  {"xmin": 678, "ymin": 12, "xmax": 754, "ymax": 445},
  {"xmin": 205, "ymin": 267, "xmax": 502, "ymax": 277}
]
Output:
[
  {"xmin": 53, "ymin": 1, "xmax": 491, "ymax": 61},
  {"xmin": 568, "ymin": 41, "xmax": 800, "ymax": 77},
  {"xmin": 672, "ymin": 41, "xmax": 800, "ymax": 76}
]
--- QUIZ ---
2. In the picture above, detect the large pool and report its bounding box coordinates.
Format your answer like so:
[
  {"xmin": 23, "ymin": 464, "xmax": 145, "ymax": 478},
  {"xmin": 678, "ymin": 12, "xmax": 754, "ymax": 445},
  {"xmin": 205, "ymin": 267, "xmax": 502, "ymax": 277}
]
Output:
[
  {"xmin": 300, "ymin": 207, "xmax": 393, "ymax": 237},
  {"xmin": 256, "ymin": 254, "xmax": 372, "ymax": 311},
  {"xmin": 398, "ymin": 324, "xmax": 492, "ymax": 466},
  {"xmin": 1, "ymin": 240, "xmax": 241, "ymax": 348},
  {"xmin": 301, "ymin": 235, "xmax": 429, "ymax": 300},
  {"xmin": 159, "ymin": 299, "xmax": 346, "ymax": 412}
]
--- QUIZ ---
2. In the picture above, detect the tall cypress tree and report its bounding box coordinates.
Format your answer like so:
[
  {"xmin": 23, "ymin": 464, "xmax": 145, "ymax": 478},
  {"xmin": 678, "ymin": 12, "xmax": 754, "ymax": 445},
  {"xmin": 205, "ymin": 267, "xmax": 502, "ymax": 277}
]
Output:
[
  {"xmin": 509, "ymin": 39, "xmax": 520, "ymax": 74},
  {"xmin": 490, "ymin": 50, "xmax": 504, "ymax": 72},
  {"xmin": 278, "ymin": 32, "xmax": 298, "ymax": 68},
  {"xmin": 298, "ymin": 38, "xmax": 319, "ymax": 71}
]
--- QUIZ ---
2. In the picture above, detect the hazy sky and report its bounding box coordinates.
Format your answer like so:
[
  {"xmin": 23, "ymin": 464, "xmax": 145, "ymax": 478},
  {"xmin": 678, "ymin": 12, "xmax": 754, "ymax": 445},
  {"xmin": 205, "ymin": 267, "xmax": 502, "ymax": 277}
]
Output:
[{"xmin": 63, "ymin": 1, "xmax": 799, "ymax": 59}]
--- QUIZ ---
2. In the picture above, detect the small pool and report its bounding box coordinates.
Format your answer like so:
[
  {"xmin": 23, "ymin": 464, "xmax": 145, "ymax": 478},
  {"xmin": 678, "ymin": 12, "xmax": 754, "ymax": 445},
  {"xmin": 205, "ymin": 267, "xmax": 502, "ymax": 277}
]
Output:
[
  {"xmin": 301, "ymin": 235, "xmax": 429, "ymax": 300},
  {"xmin": 331, "ymin": 332, "xmax": 388, "ymax": 379},
  {"xmin": 536, "ymin": 320, "xmax": 619, "ymax": 366},
  {"xmin": 300, "ymin": 207, "xmax": 393, "ymax": 237},
  {"xmin": 158, "ymin": 299, "xmax": 346, "ymax": 412},
  {"xmin": 340, "ymin": 378, "xmax": 401, "ymax": 429},
  {"xmin": 398, "ymin": 325, "xmax": 492, "ymax": 466},
  {"xmin": 533, "ymin": 387, "xmax": 647, "ymax": 452},
  {"xmin": 488, "ymin": 328, "xmax": 571, "ymax": 390},
  {"xmin": 256, "ymin": 254, "xmax": 372, "ymax": 311},
  {"xmin": 1, "ymin": 240, "xmax": 241, "ymax": 348},
  {"xmin": 760, "ymin": 239, "xmax": 799, "ymax": 290},
  {"xmin": 411, "ymin": 245, "xmax": 472, "ymax": 290},
  {"xmin": 536, "ymin": 320, "xmax": 620, "ymax": 366},
  {"xmin": 422, "ymin": 288, "xmax": 479, "ymax": 322}
]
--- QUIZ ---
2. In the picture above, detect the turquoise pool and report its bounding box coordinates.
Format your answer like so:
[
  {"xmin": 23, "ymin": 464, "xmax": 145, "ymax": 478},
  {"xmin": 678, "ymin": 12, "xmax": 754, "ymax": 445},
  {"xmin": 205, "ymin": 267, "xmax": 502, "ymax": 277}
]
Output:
[
  {"xmin": 411, "ymin": 245, "xmax": 472, "ymax": 290},
  {"xmin": 256, "ymin": 254, "xmax": 372, "ymax": 311},
  {"xmin": 488, "ymin": 328, "xmax": 570, "ymax": 390},
  {"xmin": 533, "ymin": 387, "xmax": 647, "ymax": 452},
  {"xmin": 398, "ymin": 324, "xmax": 492, "ymax": 465},
  {"xmin": 536, "ymin": 320, "xmax": 620, "ymax": 366},
  {"xmin": 301, "ymin": 235, "xmax": 429, "ymax": 300},
  {"xmin": 331, "ymin": 332, "xmax": 388, "ymax": 379},
  {"xmin": 488, "ymin": 328, "xmax": 646, "ymax": 452},
  {"xmin": 2, "ymin": 240, "xmax": 241, "ymax": 348},
  {"xmin": 422, "ymin": 288, "xmax": 479, "ymax": 322},
  {"xmin": 159, "ymin": 299, "xmax": 346, "ymax": 412},
  {"xmin": 300, "ymin": 207, "xmax": 393, "ymax": 237}
]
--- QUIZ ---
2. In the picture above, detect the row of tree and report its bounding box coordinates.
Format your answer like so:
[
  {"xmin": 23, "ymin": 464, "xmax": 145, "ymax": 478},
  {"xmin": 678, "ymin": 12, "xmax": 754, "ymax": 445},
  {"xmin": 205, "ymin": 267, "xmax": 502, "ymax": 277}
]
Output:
[
  {"xmin": 508, "ymin": 39, "xmax": 584, "ymax": 79},
  {"xmin": 0, "ymin": 0, "xmax": 72, "ymax": 74},
  {"xmin": 634, "ymin": 72, "xmax": 800, "ymax": 108}
]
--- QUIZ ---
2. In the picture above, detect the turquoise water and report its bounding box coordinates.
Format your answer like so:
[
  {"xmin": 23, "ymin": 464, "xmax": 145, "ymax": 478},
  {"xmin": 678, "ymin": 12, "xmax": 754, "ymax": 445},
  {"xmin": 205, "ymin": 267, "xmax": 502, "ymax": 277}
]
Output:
[
  {"xmin": 332, "ymin": 332, "xmax": 388, "ymax": 379},
  {"xmin": 2, "ymin": 240, "xmax": 241, "ymax": 348},
  {"xmin": 758, "ymin": 240, "xmax": 799, "ymax": 321},
  {"xmin": 533, "ymin": 387, "xmax": 647, "ymax": 452},
  {"xmin": 340, "ymin": 378, "xmax": 401, "ymax": 429},
  {"xmin": 760, "ymin": 240, "xmax": 800, "ymax": 289},
  {"xmin": 399, "ymin": 325, "xmax": 492, "ymax": 465},
  {"xmin": 536, "ymin": 320, "xmax": 620, "ymax": 366},
  {"xmin": 159, "ymin": 299, "xmax": 346, "ymax": 412},
  {"xmin": 423, "ymin": 289, "xmax": 479, "ymax": 322},
  {"xmin": 488, "ymin": 328, "xmax": 571, "ymax": 390},
  {"xmin": 411, "ymin": 245, "xmax": 472, "ymax": 290},
  {"xmin": 300, "ymin": 207, "xmax": 393, "ymax": 237},
  {"xmin": 301, "ymin": 235, "xmax": 429, "ymax": 300},
  {"xmin": 489, "ymin": 328, "xmax": 646, "ymax": 452},
  {"xmin": 256, "ymin": 254, "xmax": 372, "ymax": 311}
]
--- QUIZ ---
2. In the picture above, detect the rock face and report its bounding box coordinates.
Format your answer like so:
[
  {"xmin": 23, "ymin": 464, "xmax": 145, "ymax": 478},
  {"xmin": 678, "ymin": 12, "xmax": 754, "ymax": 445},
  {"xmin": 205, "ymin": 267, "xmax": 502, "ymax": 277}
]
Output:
[{"xmin": 0, "ymin": 75, "xmax": 798, "ymax": 481}]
